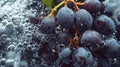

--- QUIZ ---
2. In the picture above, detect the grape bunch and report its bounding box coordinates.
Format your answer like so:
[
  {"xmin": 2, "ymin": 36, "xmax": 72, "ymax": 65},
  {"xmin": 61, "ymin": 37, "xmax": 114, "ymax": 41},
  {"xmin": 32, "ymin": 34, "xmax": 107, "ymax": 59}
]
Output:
[
  {"xmin": 35, "ymin": 0, "xmax": 120, "ymax": 67},
  {"xmin": 1, "ymin": 0, "xmax": 118, "ymax": 67}
]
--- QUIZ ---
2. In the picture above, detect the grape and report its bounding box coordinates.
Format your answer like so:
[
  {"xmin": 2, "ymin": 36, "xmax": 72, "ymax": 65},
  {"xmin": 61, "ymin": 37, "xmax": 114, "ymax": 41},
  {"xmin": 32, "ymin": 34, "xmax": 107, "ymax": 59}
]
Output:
[
  {"xmin": 56, "ymin": 31, "xmax": 69, "ymax": 44},
  {"xmin": 104, "ymin": 8, "xmax": 113, "ymax": 17},
  {"xmin": 93, "ymin": 15, "xmax": 116, "ymax": 35},
  {"xmin": 75, "ymin": 9, "xmax": 93, "ymax": 32},
  {"xmin": 94, "ymin": 47, "xmax": 106, "ymax": 58},
  {"xmin": 103, "ymin": 0, "xmax": 119, "ymax": 16},
  {"xmin": 113, "ymin": 8, "xmax": 120, "ymax": 40},
  {"xmin": 84, "ymin": 0, "xmax": 102, "ymax": 12},
  {"xmin": 104, "ymin": 37, "xmax": 120, "ymax": 58},
  {"xmin": 38, "ymin": 16, "xmax": 56, "ymax": 34},
  {"xmin": 68, "ymin": 2, "xmax": 75, "ymax": 10},
  {"xmin": 113, "ymin": 8, "xmax": 120, "ymax": 29},
  {"xmin": 81, "ymin": 30, "xmax": 103, "ymax": 51},
  {"xmin": 113, "ymin": 8, "xmax": 120, "ymax": 25},
  {"xmin": 1, "ymin": 0, "xmax": 120, "ymax": 67},
  {"xmin": 98, "ymin": 58, "xmax": 111, "ymax": 67},
  {"xmin": 89, "ymin": 58, "xmax": 98, "ymax": 67},
  {"xmin": 57, "ymin": 47, "xmax": 72, "ymax": 66},
  {"xmin": 56, "ymin": 6, "xmax": 74, "ymax": 29},
  {"xmin": 59, "ymin": 47, "xmax": 72, "ymax": 60},
  {"xmin": 72, "ymin": 47, "xmax": 94, "ymax": 66}
]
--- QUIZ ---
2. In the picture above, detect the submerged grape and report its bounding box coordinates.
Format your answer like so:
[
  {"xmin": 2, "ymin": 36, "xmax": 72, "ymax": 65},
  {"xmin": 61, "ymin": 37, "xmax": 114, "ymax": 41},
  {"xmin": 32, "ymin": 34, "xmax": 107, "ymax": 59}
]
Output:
[
  {"xmin": 75, "ymin": 9, "xmax": 93, "ymax": 32},
  {"xmin": 56, "ymin": 6, "xmax": 74, "ymax": 29},
  {"xmin": 93, "ymin": 15, "xmax": 116, "ymax": 35},
  {"xmin": 38, "ymin": 16, "xmax": 56, "ymax": 34}
]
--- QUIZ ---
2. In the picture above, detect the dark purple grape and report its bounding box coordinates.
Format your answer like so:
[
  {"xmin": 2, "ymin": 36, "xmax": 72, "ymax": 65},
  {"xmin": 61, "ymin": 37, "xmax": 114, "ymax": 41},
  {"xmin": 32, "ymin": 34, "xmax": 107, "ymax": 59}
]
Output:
[
  {"xmin": 75, "ymin": 9, "xmax": 93, "ymax": 32},
  {"xmin": 56, "ymin": 31, "xmax": 69, "ymax": 44},
  {"xmin": 56, "ymin": 47, "xmax": 72, "ymax": 66},
  {"xmin": 113, "ymin": 9, "xmax": 120, "ymax": 28},
  {"xmin": 103, "ymin": 3, "xmax": 117, "ymax": 17},
  {"xmin": 72, "ymin": 47, "xmax": 94, "ymax": 66},
  {"xmin": 81, "ymin": 30, "xmax": 103, "ymax": 51},
  {"xmin": 104, "ymin": 37, "xmax": 120, "ymax": 58},
  {"xmin": 98, "ymin": 58, "xmax": 111, "ymax": 67},
  {"xmin": 84, "ymin": 0, "xmax": 102, "ymax": 12},
  {"xmin": 59, "ymin": 47, "xmax": 72, "ymax": 60},
  {"xmin": 113, "ymin": 8, "xmax": 120, "ymax": 40},
  {"xmin": 38, "ymin": 16, "xmax": 56, "ymax": 34},
  {"xmin": 93, "ymin": 15, "xmax": 116, "ymax": 35},
  {"xmin": 56, "ymin": 6, "xmax": 74, "ymax": 29},
  {"xmin": 67, "ymin": 1, "xmax": 75, "ymax": 10},
  {"xmin": 103, "ymin": 0, "xmax": 119, "ymax": 17},
  {"xmin": 89, "ymin": 58, "xmax": 98, "ymax": 67}
]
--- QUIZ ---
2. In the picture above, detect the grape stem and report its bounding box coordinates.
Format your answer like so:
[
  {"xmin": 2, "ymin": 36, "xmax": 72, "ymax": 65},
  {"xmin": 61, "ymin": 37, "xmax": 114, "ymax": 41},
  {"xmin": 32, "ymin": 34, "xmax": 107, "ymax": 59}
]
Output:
[
  {"xmin": 64, "ymin": 0, "xmax": 68, "ymax": 6},
  {"xmin": 49, "ymin": 1, "xmax": 65, "ymax": 16},
  {"xmin": 49, "ymin": 0, "xmax": 85, "ymax": 16},
  {"xmin": 68, "ymin": 0, "xmax": 85, "ymax": 11},
  {"xmin": 69, "ymin": 33, "xmax": 79, "ymax": 48}
]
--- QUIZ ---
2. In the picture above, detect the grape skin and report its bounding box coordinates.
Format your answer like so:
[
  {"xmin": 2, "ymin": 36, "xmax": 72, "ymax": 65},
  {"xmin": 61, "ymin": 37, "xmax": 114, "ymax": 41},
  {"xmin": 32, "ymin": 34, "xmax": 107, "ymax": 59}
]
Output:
[
  {"xmin": 59, "ymin": 47, "xmax": 72, "ymax": 60},
  {"xmin": 113, "ymin": 8, "xmax": 120, "ymax": 40},
  {"xmin": 38, "ymin": 16, "xmax": 56, "ymax": 34},
  {"xmin": 56, "ymin": 31, "xmax": 69, "ymax": 45},
  {"xmin": 75, "ymin": 9, "xmax": 93, "ymax": 32},
  {"xmin": 73, "ymin": 47, "xmax": 94, "ymax": 66},
  {"xmin": 94, "ymin": 15, "xmax": 116, "ymax": 35},
  {"xmin": 81, "ymin": 30, "xmax": 103, "ymax": 51},
  {"xmin": 56, "ymin": 6, "xmax": 74, "ymax": 29},
  {"xmin": 84, "ymin": 0, "xmax": 102, "ymax": 12},
  {"xmin": 104, "ymin": 37, "xmax": 120, "ymax": 58}
]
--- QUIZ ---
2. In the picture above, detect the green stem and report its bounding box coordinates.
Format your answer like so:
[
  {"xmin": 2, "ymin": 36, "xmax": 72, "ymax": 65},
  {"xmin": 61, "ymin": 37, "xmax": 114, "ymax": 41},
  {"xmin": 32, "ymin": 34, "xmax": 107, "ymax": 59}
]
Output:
[{"xmin": 49, "ymin": 1, "xmax": 65, "ymax": 16}]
